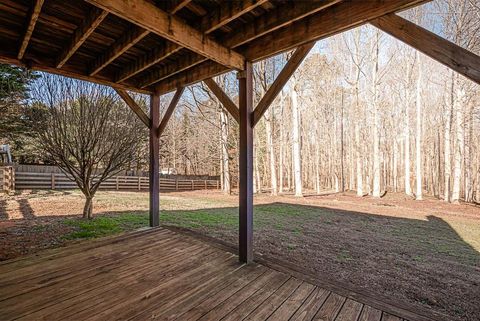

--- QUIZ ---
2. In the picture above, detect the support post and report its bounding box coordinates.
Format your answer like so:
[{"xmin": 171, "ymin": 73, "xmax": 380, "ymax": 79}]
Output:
[
  {"xmin": 238, "ymin": 62, "xmax": 254, "ymax": 263},
  {"xmin": 149, "ymin": 92, "xmax": 160, "ymax": 227}
]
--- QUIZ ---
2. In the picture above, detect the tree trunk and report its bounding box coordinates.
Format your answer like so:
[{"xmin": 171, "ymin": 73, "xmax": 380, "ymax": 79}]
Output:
[
  {"xmin": 404, "ymin": 97, "xmax": 412, "ymax": 196},
  {"xmin": 451, "ymin": 85, "xmax": 465, "ymax": 204},
  {"xmin": 83, "ymin": 196, "xmax": 93, "ymax": 219},
  {"xmin": 444, "ymin": 71, "xmax": 454, "ymax": 201},
  {"xmin": 291, "ymin": 77, "xmax": 303, "ymax": 197},
  {"xmin": 372, "ymin": 31, "xmax": 381, "ymax": 198},
  {"xmin": 415, "ymin": 52, "xmax": 423, "ymax": 200},
  {"xmin": 265, "ymin": 108, "xmax": 278, "ymax": 195}
]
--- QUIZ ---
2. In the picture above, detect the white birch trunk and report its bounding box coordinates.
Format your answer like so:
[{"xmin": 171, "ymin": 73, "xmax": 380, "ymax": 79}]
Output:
[
  {"xmin": 415, "ymin": 52, "xmax": 423, "ymax": 200},
  {"xmin": 451, "ymin": 86, "xmax": 465, "ymax": 203},
  {"xmin": 291, "ymin": 77, "xmax": 303, "ymax": 197}
]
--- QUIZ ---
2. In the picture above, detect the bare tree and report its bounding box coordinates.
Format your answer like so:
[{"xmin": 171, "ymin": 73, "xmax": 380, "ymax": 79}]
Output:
[{"xmin": 34, "ymin": 75, "xmax": 144, "ymax": 218}]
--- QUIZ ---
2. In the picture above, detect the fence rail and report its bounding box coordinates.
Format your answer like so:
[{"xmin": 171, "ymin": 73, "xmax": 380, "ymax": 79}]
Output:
[{"xmin": 11, "ymin": 171, "xmax": 220, "ymax": 192}]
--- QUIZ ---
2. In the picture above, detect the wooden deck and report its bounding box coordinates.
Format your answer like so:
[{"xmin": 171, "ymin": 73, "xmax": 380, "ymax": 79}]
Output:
[{"xmin": 0, "ymin": 228, "xmax": 440, "ymax": 321}]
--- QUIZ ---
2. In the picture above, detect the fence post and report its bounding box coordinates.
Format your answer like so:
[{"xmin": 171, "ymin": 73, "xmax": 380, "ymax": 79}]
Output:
[
  {"xmin": 175, "ymin": 179, "xmax": 178, "ymax": 191},
  {"xmin": 191, "ymin": 180, "xmax": 194, "ymax": 190},
  {"xmin": 51, "ymin": 173, "xmax": 55, "ymax": 190},
  {"xmin": 217, "ymin": 180, "xmax": 219, "ymax": 189},
  {"xmin": 138, "ymin": 176, "xmax": 141, "ymax": 191},
  {"xmin": 204, "ymin": 180, "xmax": 207, "ymax": 190},
  {"xmin": 3, "ymin": 166, "xmax": 14, "ymax": 193}
]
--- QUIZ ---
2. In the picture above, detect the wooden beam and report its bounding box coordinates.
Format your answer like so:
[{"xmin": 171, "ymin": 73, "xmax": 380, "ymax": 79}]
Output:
[
  {"xmin": 149, "ymin": 92, "xmax": 160, "ymax": 227},
  {"xmin": 223, "ymin": 0, "xmax": 342, "ymax": 49},
  {"xmin": 89, "ymin": 27, "xmax": 149, "ymax": 76},
  {"xmin": 371, "ymin": 14, "xmax": 480, "ymax": 85},
  {"xmin": 201, "ymin": 0, "xmax": 269, "ymax": 34},
  {"xmin": 56, "ymin": 7, "xmax": 108, "ymax": 68},
  {"xmin": 116, "ymin": 42, "xmax": 182, "ymax": 83},
  {"xmin": 154, "ymin": 60, "xmax": 229, "ymax": 95},
  {"xmin": 204, "ymin": 78, "xmax": 240, "ymax": 123},
  {"xmin": 86, "ymin": 0, "xmax": 245, "ymax": 70},
  {"xmin": 241, "ymin": 0, "xmax": 430, "ymax": 61},
  {"xmin": 136, "ymin": 0, "xmax": 266, "ymax": 88},
  {"xmin": 238, "ymin": 62, "xmax": 254, "ymax": 264},
  {"xmin": 141, "ymin": 53, "xmax": 206, "ymax": 88},
  {"xmin": 0, "ymin": 53, "xmax": 152, "ymax": 94},
  {"xmin": 18, "ymin": 0, "xmax": 44, "ymax": 60},
  {"xmin": 252, "ymin": 42, "xmax": 314, "ymax": 126},
  {"xmin": 157, "ymin": 87, "xmax": 184, "ymax": 137},
  {"xmin": 115, "ymin": 89, "xmax": 150, "ymax": 127},
  {"xmin": 154, "ymin": 0, "xmax": 430, "ymax": 93},
  {"xmin": 145, "ymin": 0, "xmax": 337, "ymax": 88},
  {"xmin": 170, "ymin": 0, "xmax": 192, "ymax": 14}
]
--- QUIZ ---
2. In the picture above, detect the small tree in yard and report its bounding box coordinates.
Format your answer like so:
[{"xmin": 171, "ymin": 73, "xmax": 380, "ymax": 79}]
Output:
[{"xmin": 34, "ymin": 75, "xmax": 145, "ymax": 219}]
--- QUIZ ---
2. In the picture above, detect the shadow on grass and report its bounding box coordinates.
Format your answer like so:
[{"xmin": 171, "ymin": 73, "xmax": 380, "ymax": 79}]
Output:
[{"xmin": 1, "ymin": 202, "xmax": 479, "ymax": 320}]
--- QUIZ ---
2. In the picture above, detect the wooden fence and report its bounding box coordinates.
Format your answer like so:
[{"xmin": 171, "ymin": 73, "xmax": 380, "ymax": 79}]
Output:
[
  {"xmin": 13, "ymin": 171, "xmax": 220, "ymax": 192},
  {"xmin": 0, "ymin": 166, "xmax": 15, "ymax": 193}
]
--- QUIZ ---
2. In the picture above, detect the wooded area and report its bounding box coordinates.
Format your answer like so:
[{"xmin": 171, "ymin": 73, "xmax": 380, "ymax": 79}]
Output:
[{"xmin": 156, "ymin": 1, "xmax": 480, "ymax": 204}]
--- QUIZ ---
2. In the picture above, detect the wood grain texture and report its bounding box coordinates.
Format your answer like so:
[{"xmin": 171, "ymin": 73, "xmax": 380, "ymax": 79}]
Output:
[
  {"xmin": 115, "ymin": 89, "xmax": 150, "ymax": 127},
  {"xmin": 252, "ymin": 42, "xmax": 315, "ymax": 127},
  {"xmin": 157, "ymin": 87, "xmax": 185, "ymax": 137},
  {"xmin": 371, "ymin": 13, "xmax": 480, "ymax": 85},
  {"xmin": 0, "ymin": 227, "xmax": 440, "ymax": 321},
  {"xmin": 89, "ymin": 26, "xmax": 149, "ymax": 76},
  {"xmin": 149, "ymin": 93, "xmax": 160, "ymax": 227},
  {"xmin": 204, "ymin": 78, "xmax": 240, "ymax": 123},
  {"xmin": 238, "ymin": 62, "xmax": 254, "ymax": 264},
  {"xmin": 86, "ymin": 0, "xmax": 245, "ymax": 70},
  {"xmin": 18, "ymin": 0, "xmax": 44, "ymax": 59},
  {"xmin": 56, "ymin": 7, "xmax": 108, "ymax": 68}
]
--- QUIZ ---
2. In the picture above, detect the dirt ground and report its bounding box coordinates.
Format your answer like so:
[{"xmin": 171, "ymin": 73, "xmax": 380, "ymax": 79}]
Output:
[{"xmin": 0, "ymin": 189, "xmax": 479, "ymax": 321}]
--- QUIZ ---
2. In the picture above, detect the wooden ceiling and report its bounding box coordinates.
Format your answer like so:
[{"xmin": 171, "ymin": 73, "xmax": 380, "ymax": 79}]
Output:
[{"xmin": 0, "ymin": 0, "xmax": 430, "ymax": 94}]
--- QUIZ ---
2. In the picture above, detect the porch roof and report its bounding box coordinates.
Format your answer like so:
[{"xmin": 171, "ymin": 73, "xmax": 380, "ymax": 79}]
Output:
[{"xmin": 0, "ymin": 0, "xmax": 437, "ymax": 95}]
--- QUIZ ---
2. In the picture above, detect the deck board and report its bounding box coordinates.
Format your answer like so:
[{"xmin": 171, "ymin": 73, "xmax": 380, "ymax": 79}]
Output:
[{"xmin": 0, "ymin": 227, "xmax": 441, "ymax": 321}]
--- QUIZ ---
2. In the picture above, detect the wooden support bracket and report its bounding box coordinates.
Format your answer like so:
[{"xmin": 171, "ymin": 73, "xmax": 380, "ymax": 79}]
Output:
[
  {"xmin": 204, "ymin": 78, "xmax": 240, "ymax": 123},
  {"xmin": 252, "ymin": 42, "xmax": 314, "ymax": 127}
]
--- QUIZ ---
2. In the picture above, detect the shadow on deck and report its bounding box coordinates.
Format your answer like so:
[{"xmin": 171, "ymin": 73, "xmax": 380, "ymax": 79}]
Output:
[{"xmin": 0, "ymin": 227, "xmax": 449, "ymax": 321}]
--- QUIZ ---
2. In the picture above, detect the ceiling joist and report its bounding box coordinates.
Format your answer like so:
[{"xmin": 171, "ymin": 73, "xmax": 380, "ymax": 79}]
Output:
[
  {"xmin": 56, "ymin": 7, "xmax": 108, "ymax": 68},
  {"xmin": 89, "ymin": 26, "xmax": 149, "ymax": 76},
  {"xmin": 86, "ymin": 0, "xmax": 245, "ymax": 70},
  {"xmin": 18, "ymin": 0, "xmax": 44, "ymax": 60}
]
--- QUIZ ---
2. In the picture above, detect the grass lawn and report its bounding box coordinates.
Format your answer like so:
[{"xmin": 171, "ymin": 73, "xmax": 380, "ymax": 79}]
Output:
[{"xmin": 1, "ymin": 190, "xmax": 479, "ymax": 321}]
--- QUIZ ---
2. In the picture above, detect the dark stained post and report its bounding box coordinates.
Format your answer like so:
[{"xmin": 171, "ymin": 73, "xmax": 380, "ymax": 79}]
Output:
[
  {"xmin": 149, "ymin": 92, "xmax": 160, "ymax": 227},
  {"xmin": 238, "ymin": 62, "xmax": 254, "ymax": 263}
]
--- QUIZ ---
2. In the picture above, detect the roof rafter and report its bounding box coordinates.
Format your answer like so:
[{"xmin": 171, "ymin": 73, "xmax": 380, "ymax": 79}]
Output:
[
  {"xmin": 18, "ymin": 0, "xmax": 44, "ymax": 60},
  {"xmin": 86, "ymin": 0, "xmax": 245, "ymax": 70},
  {"xmin": 56, "ymin": 7, "xmax": 108, "ymax": 68},
  {"xmin": 89, "ymin": 26, "xmax": 149, "ymax": 76}
]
